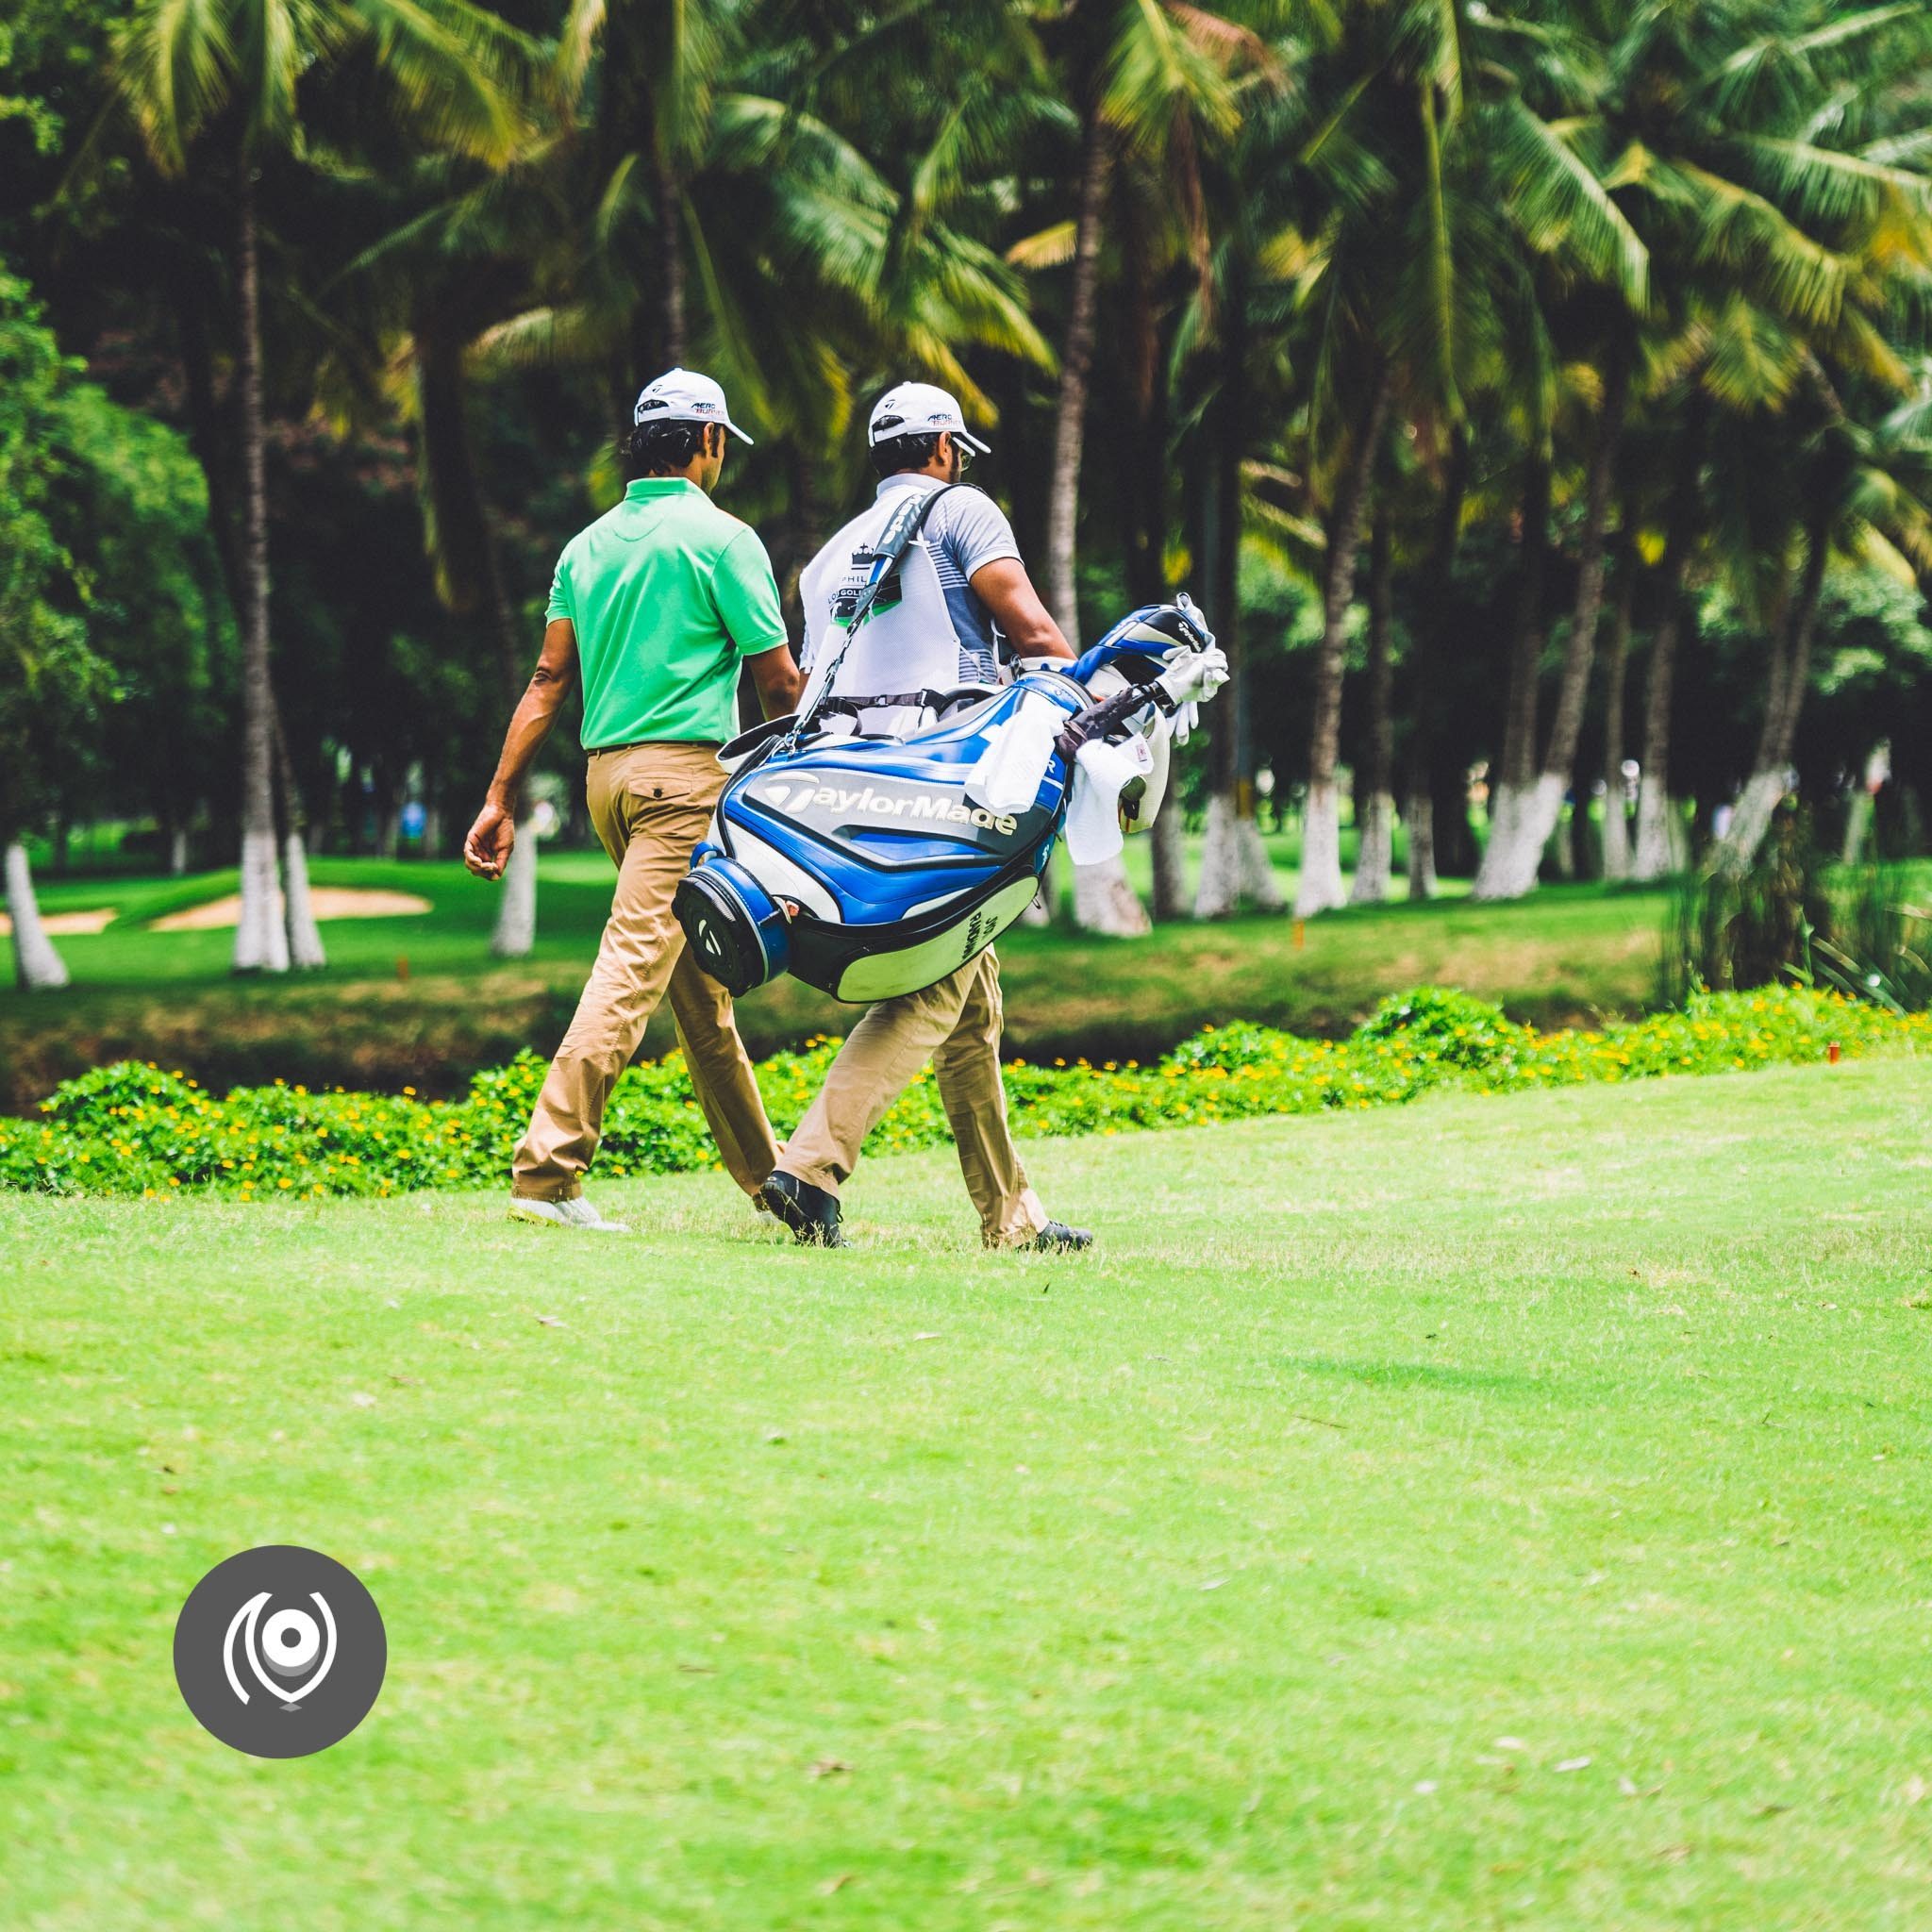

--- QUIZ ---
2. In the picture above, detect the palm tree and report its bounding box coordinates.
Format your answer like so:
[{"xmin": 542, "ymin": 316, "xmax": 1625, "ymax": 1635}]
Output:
[
  {"xmin": 1625, "ymin": 385, "xmax": 1714, "ymax": 880},
  {"xmin": 341, "ymin": 144, "xmax": 566, "ymax": 956},
  {"xmin": 1524, "ymin": 0, "xmax": 1932, "ymax": 885},
  {"xmin": 1348, "ymin": 490, "xmax": 1396, "ymax": 904},
  {"xmin": 1001, "ymin": 0, "xmax": 1261, "ymax": 932},
  {"xmin": 1598, "ymin": 536, "xmax": 1637, "ymax": 880},
  {"xmin": 1296, "ymin": 361, "xmax": 1392, "ymax": 914},
  {"xmin": 1403, "ymin": 425, "xmax": 1470, "ymax": 899},
  {"xmin": 108, "ymin": 0, "xmax": 525, "ymax": 973},
  {"xmin": 417, "ymin": 317, "xmax": 543, "ymax": 957},
  {"xmin": 1713, "ymin": 363, "xmax": 1932, "ymax": 873},
  {"xmin": 1471, "ymin": 344, "xmax": 1635, "ymax": 899}
]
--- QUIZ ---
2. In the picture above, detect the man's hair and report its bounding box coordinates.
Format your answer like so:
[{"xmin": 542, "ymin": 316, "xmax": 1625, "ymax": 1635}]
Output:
[
  {"xmin": 870, "ymin": 429, "xmax": 944, "ymax": 478},
  {"xmin": 623, "ymin": 418, "xmax": 718, "ymax": 479}
]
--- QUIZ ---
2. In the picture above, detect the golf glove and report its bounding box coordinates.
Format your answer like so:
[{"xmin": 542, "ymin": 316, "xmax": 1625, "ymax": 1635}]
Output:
[{"xmin": 1156, "ymin": 644, "xmax": 1230, "ymax": 708}]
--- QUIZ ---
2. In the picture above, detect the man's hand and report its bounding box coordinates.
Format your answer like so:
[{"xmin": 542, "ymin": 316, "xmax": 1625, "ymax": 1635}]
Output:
[{"xmin": 464, "ymin": 801, "xmax": 515, "ymax": 880}]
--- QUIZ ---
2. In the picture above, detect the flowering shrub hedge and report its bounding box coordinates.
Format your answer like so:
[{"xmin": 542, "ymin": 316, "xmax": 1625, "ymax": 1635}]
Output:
[{"xmin": 3, "ymin": 985, "xmax": 1924, "ymax": 1202}]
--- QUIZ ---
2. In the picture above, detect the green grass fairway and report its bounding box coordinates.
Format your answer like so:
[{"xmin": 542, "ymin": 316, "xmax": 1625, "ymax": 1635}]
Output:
[
  {"xmin": 2, "ymin": 850, "xmax": 1665, "ymax": 1108},
  {"xmin": 5, "ymin": 1058, "xmax": 1930, "ymax": 1928}
]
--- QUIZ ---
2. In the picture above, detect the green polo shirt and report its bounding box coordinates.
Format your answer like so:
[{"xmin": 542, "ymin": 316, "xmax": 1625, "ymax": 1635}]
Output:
[{"xmin": 545, "ymin": 478, "xmax": 788, "ymax": 749}]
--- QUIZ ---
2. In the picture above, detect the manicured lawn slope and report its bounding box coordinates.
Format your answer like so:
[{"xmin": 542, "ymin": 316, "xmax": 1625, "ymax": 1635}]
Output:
[
  {"xmin": 5, "ymin": 1059, "xmax": 1930, "ymax": 1928},
  {"xmin": 1, "ymin": 853, "xmax": 1664, "ymax": 1108}
]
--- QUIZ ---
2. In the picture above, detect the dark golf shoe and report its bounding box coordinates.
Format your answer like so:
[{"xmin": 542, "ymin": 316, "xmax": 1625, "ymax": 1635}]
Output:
[
  {"xmin": 1023, "ymin": 1220, "xmax": 1093, "ymax": 1253},
  {"xmin": 759, "ymin": 1170, "xmax": 848, "ymax": 1247}
]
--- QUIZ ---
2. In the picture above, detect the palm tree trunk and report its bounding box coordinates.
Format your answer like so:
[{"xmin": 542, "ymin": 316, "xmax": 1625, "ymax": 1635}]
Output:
[
  {"xmin": 1349, "ymin": 497, "xmax": 1395, "ymax": 906},
  {"xmin": 1296, "ymin": 364, "xmax": 1392, "ymax": 917},
  {"xmin": 231, "ymin": 152, "xmax": 289, "ymax": 974},
  {"xmin": 5, "ymin": 840, "xmax": 69, "ymax": 991},
  {"xmin": 1477, "ymin": 358, "xmax": 1630, "ymax": 899},
  {"xmin": 655, "ymin": 143, "xmax": 686, "ymax": 369},
  {"xmin": 1124, "ymin": 210, "xmax": 1189, "ymax": 923},
  {"xmin": 1195, "ymin": 280, "xmax": 1277, "ymax": 916},
  {"xmin": 1714, "ymin": 513, "xmax": 1829, "ymax": 876},
  {"xmin": 1045, "ymin": 115, "xmax": 1109, "ymax": 639},
  {"xmin": 1632, "ymin": 408, "xmax": 1707, "ymax": 883},
  {"xmin": 1150, "ymin": 808, "xmax": 1189, "ymax": 921},
  {"xmin": 417, "ymin": 328, "xmax": 541, "ymax": 959},
  {"xmin": 1045, "ymin": 117, "xmax": 1142, "ymax": 937},
  {"xmin": 273, "ymin": 700, "xmax": 326, "ymax": 969},
  {"xmin": 174, "ymin": 275, "xmax": 246, "ymax": 618},
  {"xmin": 1405, "ymin": 428, "xmax": 1467, "ymax": 900},
  {"xmin": 1600, "ymin": 548, "xmax": 1635, "ymax": 881},
  {"xmin": 1631, "ymin": 603, "xmax": 1685, "ymax": 882},
  {"xmin": 1478, "ymin": 452, "xmax": 1551, "ymax": 887}
]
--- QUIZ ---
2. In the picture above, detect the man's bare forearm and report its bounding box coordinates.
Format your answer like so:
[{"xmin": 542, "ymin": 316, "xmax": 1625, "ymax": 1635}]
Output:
[
  {"xmin": 486, "ymin": 678, "xmax": 570, "ymax": 809},
  {"xmin": 486, "ymin": 619, "xmax": 579, "ymax": 811},
  {"xmin": 970, "ymin": 558, "xmax": 1074, "ymax": 659},
  {"xmin": 747, "ymin": 641, "xmax": 803, "ymax": 719}
]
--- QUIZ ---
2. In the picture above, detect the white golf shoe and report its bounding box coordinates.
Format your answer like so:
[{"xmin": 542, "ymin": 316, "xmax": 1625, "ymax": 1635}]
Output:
[{"xmin": 508, "ymin": 1195, "xmax": 631, "ymax": 1233}]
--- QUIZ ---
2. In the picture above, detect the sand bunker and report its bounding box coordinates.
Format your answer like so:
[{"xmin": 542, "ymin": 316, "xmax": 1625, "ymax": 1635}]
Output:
[
  {"xmin": 0, "ymin": 908, "xmax": 118, "ymax": 939},
  {"xmin": 151, "ymin": 887, "xmax": 432, "ymax": 932}
]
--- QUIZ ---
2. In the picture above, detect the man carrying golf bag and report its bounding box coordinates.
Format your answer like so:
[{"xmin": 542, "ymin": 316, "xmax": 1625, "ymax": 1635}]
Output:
[
  {"xmin": 464, "ymin": 370, "xmax": 801, "ymax": 1232},
  {"xmin": 758, "ymin": 382, "xmax": 1092, "ymax": 1253}
]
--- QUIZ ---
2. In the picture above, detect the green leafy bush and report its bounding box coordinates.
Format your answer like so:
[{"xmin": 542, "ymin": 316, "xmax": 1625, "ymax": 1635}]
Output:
[
  {"xmin": 1355, "ymin": 986, "xmax": 1537, "ymax": 1071},
  {"xmin": 3, "ymin": 986, "xmax": 1925, "ymax": 1201}
]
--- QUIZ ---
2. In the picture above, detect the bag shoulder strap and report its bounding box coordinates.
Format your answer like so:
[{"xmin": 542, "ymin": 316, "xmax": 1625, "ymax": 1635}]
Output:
[{"xmin": 787, "ymin": 484, "xmax": 960, "ymax": 748}]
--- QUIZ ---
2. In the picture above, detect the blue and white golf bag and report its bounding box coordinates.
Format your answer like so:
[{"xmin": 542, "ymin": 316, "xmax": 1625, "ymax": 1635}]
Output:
[{"xmin": 673, "ymin": 597, "xmax": 1225, "ymax": 1003}]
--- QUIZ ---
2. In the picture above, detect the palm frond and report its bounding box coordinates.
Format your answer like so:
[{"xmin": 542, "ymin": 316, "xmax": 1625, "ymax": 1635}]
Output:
[
  {"xmin": 1005, "ymin": 222, "xmax": 1077, "ymax": 271},
  {"xmin": 1490, "ymin": 95, "xmax": 1648, "ymax": 307}
]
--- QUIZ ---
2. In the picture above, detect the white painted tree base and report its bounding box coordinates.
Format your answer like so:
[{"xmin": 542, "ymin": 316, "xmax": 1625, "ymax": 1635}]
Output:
[
  {"xmin": 1293, "ymin": 782, "xmax": 1346, "ymax": 916},
  {"xmin": 1471, "ymin": 773, "xmax": 1565, "ymax": 901},
  {"xmin": 5, "ymin": 840, "xmax": 70, "ymax": 991},
  {"xmin": 491, "ymin": 821, "xmax": 539, "ymax": 958},
  {"xmin": 1071, "ymin": 852, "xmax": 1151, "ymax": 936},
  {"xmin": 283, "ymin": 833, "xmax": 328, "ymax": 969},
  {"xmin": 232, "ymin": 827, "xmax": 291, "ymax": 973},
  {"xmin": 1197, "ymin": 795, "xmax": 1286, "ymax": 917},
  {"xmin": 1602, "ymin": 806, "xmax": 1630, "ymax": 882},
  {"xmin": 1711, "ymin": 770, "xmax": 1790, "ymax": 878},
  {"xmin": 1240, "ymin": 814, "xmax": 1285, "ymax": 912},
  {"xmin": 1631, "ymin": 780, "xmax": 1677, "ymax": 883},
  {"xmin": 1150, "ymin": 809, "xmax": 1190, "ymax": 920},
  {"xmin": 1349, "ymin": 791, "xmax": 1393, "ymax": 906},
  {"xmin": 1193, "ymin": 793, "xmax": 1243, "ymax": 918},
  {"xmin": 1841, "ymin": 791, "xmax": 1872, "ymax": 867},
  {"xmin": 1405, "ymin": 793, "xmax": 1436, "ymax": 901}
]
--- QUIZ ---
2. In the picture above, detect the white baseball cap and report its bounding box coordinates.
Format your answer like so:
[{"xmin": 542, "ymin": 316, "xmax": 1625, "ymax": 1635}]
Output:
[
  {"xmin": 632, "ymin": 367, "xmax": 754, "ymax": 445},
  {"xmin": 867, "ymin": 381, "xmax": 991, "ymax": 454}
]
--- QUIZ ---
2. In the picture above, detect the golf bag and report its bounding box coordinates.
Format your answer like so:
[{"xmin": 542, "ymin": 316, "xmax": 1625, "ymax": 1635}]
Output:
[{"xmin": 674, "ymin": 593, "xmax": 1224, "ymax": 1004}]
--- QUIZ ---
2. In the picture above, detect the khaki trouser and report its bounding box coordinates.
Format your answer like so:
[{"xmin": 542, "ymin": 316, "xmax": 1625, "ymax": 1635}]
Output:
[
  {"xmin": 512, "ymin": 741, "xmax": 779, "ymax": 1203},
  {"xmin": 780, "ymin": 948, "xmax": 1049, "ymax": 1247}
]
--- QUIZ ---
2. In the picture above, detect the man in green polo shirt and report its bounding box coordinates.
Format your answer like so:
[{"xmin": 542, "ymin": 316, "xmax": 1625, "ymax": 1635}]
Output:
[{"xmin": 464, "ymin": 369, "xmax": 802, "ymax": 1231}]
